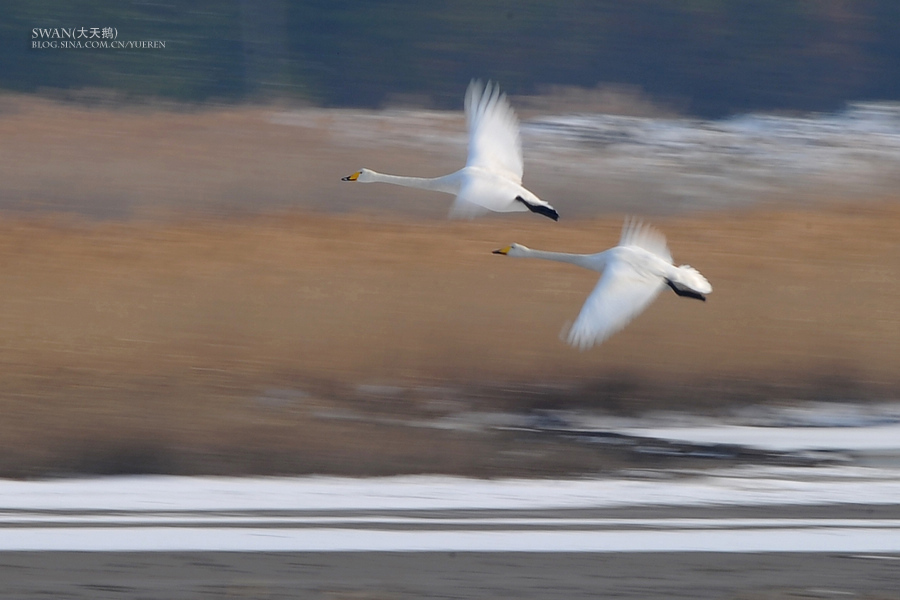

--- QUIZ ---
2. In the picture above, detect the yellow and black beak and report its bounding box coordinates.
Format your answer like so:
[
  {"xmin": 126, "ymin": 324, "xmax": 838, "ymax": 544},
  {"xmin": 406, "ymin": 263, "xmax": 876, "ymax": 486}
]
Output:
[
  {"xmin": 341, "ymin": 171, "xmax": 360, "ymax": 182},
  {"xmin": 492, "ymin": 245, "xmax": 511, "ymax": 255}
]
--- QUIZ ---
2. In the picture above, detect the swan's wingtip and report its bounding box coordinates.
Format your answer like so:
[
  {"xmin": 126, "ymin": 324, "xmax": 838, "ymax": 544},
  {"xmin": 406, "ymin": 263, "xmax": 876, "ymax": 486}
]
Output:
[
  {"xmin": 514, "ymin": 196, "xmax": 559, "ymax": 221},
  {"xmin": 541, "ymin": 206, "xmax": 560, "ymax": 222},
  {"xmin": 566, "ymin": 331, "xmax": 598, "ymax": 351},
  {"xmin": 665, "ymin": 278, "xmax": 708, "ymax": 301}
]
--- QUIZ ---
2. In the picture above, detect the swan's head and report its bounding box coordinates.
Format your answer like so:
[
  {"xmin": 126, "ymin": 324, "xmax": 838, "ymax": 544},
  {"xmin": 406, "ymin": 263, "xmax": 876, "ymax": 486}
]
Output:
[
  {"xmin": 492, "ymin": 243, "xmax": 529, "ymax": 257},
  {"xmin": 341, "ymin": 168, "xmax": 375, "ymax": 182}
]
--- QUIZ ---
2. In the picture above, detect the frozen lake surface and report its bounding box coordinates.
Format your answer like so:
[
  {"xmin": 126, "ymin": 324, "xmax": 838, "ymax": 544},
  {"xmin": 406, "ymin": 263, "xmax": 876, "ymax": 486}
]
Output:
[
  {"xmin": 2, "ymin": 465, "xmax": 899, "ymax": 552},
  {"xmin": 3, "ymin": 466, "xmax": 900, "ymax": 513},
  {"xmin": 3, "ymin": 402, "xmax": 898, "ymax": 552}
]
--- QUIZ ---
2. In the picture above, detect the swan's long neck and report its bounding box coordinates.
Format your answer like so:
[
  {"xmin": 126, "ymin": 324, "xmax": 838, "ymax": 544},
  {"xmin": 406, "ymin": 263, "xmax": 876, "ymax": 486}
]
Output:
[
  {"xmin": 367, "ymin": 171, "xmax": 459, "ymax": 195},
  {"xmin": 518, "ymin": 248, "xmax": 605, "ymax": 271}
]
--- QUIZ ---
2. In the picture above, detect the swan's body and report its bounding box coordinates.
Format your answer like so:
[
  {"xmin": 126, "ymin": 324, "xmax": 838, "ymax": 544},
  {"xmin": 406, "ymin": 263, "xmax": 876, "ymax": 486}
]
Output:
[
  {"xmin": 493, "ymin": 219, "xmax": 711, "ymax": 349},
  {"xmin": 342, "ymin": 80, "xmax": 558, "ymax": 221}
]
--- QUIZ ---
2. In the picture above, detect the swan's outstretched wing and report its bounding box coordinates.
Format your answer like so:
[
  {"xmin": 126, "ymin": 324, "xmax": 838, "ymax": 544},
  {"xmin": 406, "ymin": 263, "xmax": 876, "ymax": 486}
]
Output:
[
  {"xmin": 464, "ymin": 80, "xmax": 524, "ymax": 182},
  {"xmin": 567, "ymin": 259, "xmax": 665, "ymax": 350},
  {"xmin": 620, "ymin": 217, "xmax": 672, "ymax": 262}
]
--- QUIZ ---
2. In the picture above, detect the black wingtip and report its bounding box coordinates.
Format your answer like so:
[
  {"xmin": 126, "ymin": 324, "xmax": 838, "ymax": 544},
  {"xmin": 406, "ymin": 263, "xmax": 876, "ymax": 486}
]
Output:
[
  {"xmin": 534, "ymin": 205, "xmax": 560, "ymax": 222},
  {"xmin": 666, "ymin": 279, "xmax": 706, "ymax": 301},
  {"xmin": 515, "ymin": 196, "xmax": 559, "ymax": 221}
]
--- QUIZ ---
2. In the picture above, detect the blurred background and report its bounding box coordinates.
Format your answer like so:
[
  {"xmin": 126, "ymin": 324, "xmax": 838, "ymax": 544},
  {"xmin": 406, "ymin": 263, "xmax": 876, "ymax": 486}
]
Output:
[
  {"xmin": 5, "ymin": 1, "xmax": 900, "ymax": 115},
  {"xmin": 0, "ymin": 1, "xmax": 898, "ymax": 478}
]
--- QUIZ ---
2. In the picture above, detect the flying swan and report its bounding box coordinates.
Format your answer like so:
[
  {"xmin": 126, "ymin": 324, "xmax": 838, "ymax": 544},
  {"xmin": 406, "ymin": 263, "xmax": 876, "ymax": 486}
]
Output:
[
  {"xmin": 493, "ymin": 218, "xmax": 712, "ymax": 349},
  {"xmin": 342, "ymin": 80, "xmax": 559, "ymax": 221}
]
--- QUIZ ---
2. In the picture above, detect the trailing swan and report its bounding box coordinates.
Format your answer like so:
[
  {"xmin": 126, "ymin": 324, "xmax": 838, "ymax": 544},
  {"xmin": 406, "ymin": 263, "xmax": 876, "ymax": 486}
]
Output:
[{"xmin": 493, "ymin": 218, "xmax": 711, "ymax": 349}]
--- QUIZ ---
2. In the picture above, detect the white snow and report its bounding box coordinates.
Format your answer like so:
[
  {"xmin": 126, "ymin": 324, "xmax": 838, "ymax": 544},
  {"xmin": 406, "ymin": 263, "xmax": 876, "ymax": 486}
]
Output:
[
  {"xmin": 614, "ymin": 423, "xmax": 900, "ymax": 452},
  {"xmin": 3, "ymin": 403, "xmax": 899, "ymax": 552},
  {"xmin": 0, "ymin": 466, "xmax": 899, "ymax": 513},
  {"xmin": 3, "ymin": 526, "xmax": 900, "ymax": 553},
  {"xmin": 1, "ymin": 466, "xmax": 898, "ymax": 551}
]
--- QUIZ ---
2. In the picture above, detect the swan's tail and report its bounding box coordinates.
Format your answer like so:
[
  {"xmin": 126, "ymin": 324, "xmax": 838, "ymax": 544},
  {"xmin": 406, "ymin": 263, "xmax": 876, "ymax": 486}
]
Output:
[{"xmin": 665, "ymin": 265, "xmax": 712, "ymax": 301}]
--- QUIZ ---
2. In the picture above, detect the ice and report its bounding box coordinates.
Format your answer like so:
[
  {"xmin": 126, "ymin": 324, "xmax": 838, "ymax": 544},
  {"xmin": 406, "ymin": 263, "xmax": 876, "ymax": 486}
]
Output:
[
  {"xmin": 613, "ymin": 423, "xmax": 900, "ymax": 452},
  {"xmin": 1, "ymin": 471, "xmax": 900, "ymax": 551},
  {"xmin": 1, "ymin": 466, "xmax": 900, "ymax": 513},
  {"xmin": 4, "ymin": 526, "xmax": 900, "ymax": 553},
  {"xmin": 2, "ymin": 458, "xmax": 899, "ymax": 551}
]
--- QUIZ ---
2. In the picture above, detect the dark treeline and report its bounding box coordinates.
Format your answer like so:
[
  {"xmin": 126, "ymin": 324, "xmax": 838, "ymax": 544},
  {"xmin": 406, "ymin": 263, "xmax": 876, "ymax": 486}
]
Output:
[{"xmin": 4, "ymin": 1, "xmax": 900, "ymax": 116}]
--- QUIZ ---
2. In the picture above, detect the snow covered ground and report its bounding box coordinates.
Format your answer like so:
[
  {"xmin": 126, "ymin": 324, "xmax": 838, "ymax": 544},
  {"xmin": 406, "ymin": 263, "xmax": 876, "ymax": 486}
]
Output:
[
  {"xmin": 5, "ymin": 523, "xmax": 900, "ymax": 553},
  {"xmin": 564, "ymin": 401, "xmax": 900, "ymax": 463},
  {"xmin": 2, "ymin": 466, "xmax": 900, "ymax": 513},
  {"xmin": 1, "ymin": 464, "xmax": 899, "ymax": 552},
  {"xmin": 2, "ymin": 403, "xmax": 898, "ymax": 552}
]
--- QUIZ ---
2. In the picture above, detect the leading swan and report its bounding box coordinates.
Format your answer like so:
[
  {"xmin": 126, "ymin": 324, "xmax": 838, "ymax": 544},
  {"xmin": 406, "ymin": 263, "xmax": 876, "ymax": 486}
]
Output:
[
  {"xmin": 493, "ymin": 218, "xmax": 712, "ymax": 349},
  {"xmin": 342, "ymin": 80, "xmax": 559, "ymax": 221}
]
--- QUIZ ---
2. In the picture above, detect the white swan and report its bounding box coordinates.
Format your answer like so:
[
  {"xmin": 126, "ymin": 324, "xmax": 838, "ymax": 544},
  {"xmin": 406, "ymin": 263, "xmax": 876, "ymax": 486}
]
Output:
[
  {"xmin": 342, "ymin": 80, "xmax": 558, "ymax": 221},
  {"xmin": 493, "ymin": 218, "xmax": 712, "ymax": 349}
]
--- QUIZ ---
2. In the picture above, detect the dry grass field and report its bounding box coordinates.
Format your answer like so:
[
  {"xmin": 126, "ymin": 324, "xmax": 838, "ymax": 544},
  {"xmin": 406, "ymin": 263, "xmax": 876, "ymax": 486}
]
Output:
[{"xmin": 0, "ymin": 97, "xmax": 897, "ymax": 477}]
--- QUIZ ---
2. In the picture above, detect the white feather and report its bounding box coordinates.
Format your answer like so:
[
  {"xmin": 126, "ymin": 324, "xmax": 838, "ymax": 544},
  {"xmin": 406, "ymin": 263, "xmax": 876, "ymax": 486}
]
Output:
[
  {"xmin": 464, "ymin": 79, "xmax": 523, "ymax": 182},
  {"xmin": 567, "ymin": 259, "xmax": 666, "ymax": 350}
]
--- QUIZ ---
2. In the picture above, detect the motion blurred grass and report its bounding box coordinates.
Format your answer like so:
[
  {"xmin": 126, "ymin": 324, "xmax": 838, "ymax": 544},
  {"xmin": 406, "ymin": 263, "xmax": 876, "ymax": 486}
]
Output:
[
  {"xmin": 0, "ymin": 206, "xmax": 897, "ymax": 477},
  {"xmin": 0, "ymin": 98, "xmax": 897, "ymax": 477}
]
